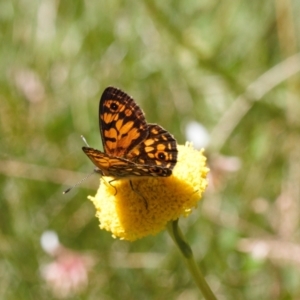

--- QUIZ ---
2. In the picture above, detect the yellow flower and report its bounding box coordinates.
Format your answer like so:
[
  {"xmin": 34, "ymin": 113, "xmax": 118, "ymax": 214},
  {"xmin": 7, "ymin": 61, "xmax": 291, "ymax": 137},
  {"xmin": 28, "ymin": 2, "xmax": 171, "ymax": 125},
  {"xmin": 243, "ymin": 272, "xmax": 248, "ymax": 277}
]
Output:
[{"xmin": 88, "ymin": 142, "xmax": 209, "ymax": 241}]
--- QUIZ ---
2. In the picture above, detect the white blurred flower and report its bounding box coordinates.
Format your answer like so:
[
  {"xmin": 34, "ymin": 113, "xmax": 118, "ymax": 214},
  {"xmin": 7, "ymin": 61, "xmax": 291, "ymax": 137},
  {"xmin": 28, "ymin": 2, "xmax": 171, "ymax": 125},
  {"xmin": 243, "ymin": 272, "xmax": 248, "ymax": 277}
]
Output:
[
  {"xmin": 41, "ymin": 230, "xmax": 60, "ymax": 255},
  {"xmin": 185, "ymin": 121, "xmax": 210, "ymax": 149}
]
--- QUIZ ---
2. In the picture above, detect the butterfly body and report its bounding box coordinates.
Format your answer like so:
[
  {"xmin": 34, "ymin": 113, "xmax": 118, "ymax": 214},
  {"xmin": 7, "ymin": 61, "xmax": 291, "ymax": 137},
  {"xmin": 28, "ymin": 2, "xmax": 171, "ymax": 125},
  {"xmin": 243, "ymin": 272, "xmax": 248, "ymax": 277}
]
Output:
[{"xmin": 82, "ymin": 87, "xmax": 178, "ymax": 180}]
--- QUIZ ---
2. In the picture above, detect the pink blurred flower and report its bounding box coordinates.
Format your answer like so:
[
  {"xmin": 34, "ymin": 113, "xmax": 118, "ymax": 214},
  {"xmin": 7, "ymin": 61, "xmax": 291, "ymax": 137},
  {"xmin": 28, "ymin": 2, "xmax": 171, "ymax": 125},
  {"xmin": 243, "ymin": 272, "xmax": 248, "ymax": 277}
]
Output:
[{"xmin": 40, "ymin": 231, "xmax": 92, "ymax": 298}]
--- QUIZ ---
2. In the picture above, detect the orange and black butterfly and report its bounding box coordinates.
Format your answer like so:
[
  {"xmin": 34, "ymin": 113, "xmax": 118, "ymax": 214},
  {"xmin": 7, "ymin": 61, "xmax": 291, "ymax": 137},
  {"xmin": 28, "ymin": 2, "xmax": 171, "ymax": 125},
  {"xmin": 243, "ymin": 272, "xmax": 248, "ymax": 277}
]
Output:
[{"xmin": 82, "ymin": 87, "xmax": 178, "ymax": 179}]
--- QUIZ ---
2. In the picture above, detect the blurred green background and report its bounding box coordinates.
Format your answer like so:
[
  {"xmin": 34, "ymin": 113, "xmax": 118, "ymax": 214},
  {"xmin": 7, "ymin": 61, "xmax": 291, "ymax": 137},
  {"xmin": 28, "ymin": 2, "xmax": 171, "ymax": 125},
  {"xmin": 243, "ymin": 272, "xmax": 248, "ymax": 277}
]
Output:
[{"xmin": 1, "ymin": 0, "xmax": 300, "ymax": 299}]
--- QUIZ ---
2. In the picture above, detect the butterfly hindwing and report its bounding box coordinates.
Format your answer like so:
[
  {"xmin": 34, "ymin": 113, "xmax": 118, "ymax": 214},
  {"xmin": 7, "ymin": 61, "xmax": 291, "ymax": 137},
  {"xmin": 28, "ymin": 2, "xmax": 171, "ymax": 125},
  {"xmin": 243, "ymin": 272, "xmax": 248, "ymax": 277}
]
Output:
[{"xmin": 126, "ymin": 124, "xmax": 178, "ymax": 170}]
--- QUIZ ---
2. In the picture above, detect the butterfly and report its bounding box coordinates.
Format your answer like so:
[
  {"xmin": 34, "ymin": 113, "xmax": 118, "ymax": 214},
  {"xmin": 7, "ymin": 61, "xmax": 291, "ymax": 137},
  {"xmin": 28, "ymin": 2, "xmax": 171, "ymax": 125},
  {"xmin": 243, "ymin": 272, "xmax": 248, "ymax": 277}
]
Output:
[{"xmin": 82, "ymin": 87, "xmax": 178, "ymax": 180}]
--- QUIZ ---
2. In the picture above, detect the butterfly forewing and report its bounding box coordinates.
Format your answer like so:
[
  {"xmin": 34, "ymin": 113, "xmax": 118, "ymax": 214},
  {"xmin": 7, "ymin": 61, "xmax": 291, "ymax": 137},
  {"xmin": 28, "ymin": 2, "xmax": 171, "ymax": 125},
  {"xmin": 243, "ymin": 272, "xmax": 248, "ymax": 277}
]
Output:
[
  {"xmin": 99, "ymin": 87, "xmax": 149, "ymax": 157},
  {"xmin": 82, "ymin": 146, "xmax": 172, "ymax": 178}
]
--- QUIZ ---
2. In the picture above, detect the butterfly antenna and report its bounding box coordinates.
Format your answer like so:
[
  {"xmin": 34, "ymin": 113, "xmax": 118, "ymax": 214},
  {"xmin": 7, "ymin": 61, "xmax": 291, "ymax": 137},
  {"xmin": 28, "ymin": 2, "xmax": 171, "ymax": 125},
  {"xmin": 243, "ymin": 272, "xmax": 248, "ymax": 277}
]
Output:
[
  {"xmin": 81, "ymin": 135, "xmax": 90, "ymax": 147},
  {"xmin": 63, "ymin": 171, "xmax": 95, "ymax": 194}
]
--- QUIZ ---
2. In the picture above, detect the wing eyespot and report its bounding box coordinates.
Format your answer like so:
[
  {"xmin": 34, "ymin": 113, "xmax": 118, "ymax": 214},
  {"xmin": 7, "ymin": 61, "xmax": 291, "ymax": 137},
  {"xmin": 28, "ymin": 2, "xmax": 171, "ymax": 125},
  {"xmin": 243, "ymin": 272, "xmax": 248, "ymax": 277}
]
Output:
[
  {"xmin": 158, "ymin": 152, "xmax": 166, "ymax": 160},
  {"xmin": 110, "ymin": 103, "xmax": 119, "ymax": 111}
]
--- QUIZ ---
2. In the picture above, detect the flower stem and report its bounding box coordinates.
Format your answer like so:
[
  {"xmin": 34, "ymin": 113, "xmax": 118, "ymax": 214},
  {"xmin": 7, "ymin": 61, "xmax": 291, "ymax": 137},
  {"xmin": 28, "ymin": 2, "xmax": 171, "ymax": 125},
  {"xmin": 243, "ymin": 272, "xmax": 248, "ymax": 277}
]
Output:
[{"xmin": 166, "ymin": 220, "xmax": 218, "ymax": 300}]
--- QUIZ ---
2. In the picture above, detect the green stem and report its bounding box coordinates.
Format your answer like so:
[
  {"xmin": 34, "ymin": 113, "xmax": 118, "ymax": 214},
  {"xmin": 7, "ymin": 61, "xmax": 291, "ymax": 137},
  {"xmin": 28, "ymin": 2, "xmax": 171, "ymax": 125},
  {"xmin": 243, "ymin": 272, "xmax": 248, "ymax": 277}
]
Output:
[{"xmin": 166, "ymin": 220, "xmax": 218, "ymax": 300}]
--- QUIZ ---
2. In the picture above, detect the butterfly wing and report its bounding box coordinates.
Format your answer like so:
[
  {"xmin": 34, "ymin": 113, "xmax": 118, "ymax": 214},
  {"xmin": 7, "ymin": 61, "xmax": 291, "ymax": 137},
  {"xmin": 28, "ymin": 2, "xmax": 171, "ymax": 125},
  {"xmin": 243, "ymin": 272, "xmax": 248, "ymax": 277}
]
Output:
[
  {"xmin": 126, "ymin": 124, "xmax": 178, "ymax": 170},
  {"xmin": 99, "ymin": 87, "xmax": 149, "ymax": 157},
  {"xmin": 82, "ymin": 146, "xmax": 172, "ymax": 177},
  {"xmin": 83, "ymin": 87, "xmax": 177, "ymax": 179}
]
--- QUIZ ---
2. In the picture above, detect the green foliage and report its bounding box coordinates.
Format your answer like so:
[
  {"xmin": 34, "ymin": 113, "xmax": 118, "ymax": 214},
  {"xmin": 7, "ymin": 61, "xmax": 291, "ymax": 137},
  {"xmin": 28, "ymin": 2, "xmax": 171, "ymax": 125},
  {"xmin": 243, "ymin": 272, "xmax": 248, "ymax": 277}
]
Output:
[{"xmin": 1, "ymin": 0, "xmax": 300, "ymax": 299}]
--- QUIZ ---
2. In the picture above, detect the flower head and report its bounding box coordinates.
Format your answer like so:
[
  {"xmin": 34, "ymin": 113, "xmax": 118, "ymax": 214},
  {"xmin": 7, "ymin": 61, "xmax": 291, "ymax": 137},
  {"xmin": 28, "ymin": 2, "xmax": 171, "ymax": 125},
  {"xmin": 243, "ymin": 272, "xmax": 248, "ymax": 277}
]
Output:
[{"xmin": 89, "ymin": 143, "xmax": 209, "ymax": 241}]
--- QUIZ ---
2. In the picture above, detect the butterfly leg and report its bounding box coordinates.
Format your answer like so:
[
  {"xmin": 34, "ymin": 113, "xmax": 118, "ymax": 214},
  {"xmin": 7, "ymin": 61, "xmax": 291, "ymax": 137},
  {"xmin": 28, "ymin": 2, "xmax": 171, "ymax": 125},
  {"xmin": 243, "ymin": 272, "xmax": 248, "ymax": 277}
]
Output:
[
  {"xmin": 129, "ymin": 180, "xmax": 148, "ymax": 209},
  {"xmin": 107, "ymin": 179, "xmax": 118, "ymax": 195}
]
